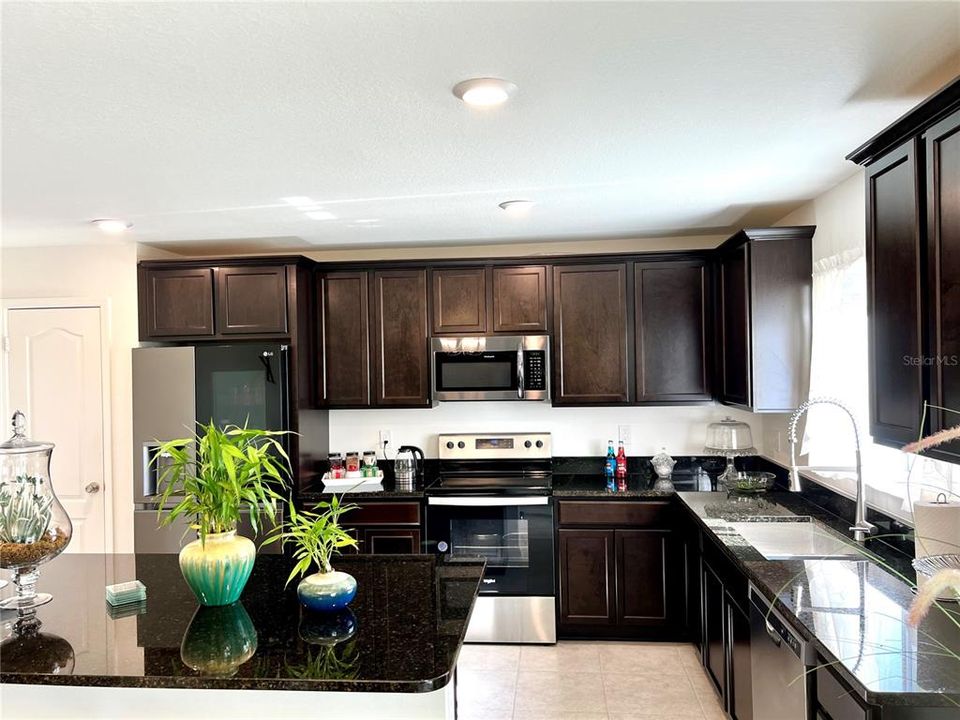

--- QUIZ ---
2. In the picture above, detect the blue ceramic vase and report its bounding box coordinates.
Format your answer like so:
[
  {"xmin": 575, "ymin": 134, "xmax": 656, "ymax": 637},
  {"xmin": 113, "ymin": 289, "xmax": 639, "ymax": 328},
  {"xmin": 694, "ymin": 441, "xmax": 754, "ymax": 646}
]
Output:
[
  {"xmin": 178, "ymin": 530, "xmax": 255, "ymax": 607},
  {"xmin": 297, "ymin": 570, "xmax": 357, "ymax": 612}
]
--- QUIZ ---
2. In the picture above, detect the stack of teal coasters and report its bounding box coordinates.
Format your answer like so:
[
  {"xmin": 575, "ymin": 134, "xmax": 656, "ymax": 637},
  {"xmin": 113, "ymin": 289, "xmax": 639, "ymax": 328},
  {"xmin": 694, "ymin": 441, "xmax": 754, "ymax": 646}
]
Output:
[{"xmin": 105, "ymin": 580, "xmax": 146, "ymax": 606}]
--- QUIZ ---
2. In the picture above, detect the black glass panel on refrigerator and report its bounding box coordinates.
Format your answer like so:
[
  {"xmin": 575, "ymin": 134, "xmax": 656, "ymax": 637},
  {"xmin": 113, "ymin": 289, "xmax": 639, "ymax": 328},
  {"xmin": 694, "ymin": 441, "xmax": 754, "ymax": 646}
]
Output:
[{"xmin": 195, "ymin": 344, "xmax": 287, "ymax": 433}]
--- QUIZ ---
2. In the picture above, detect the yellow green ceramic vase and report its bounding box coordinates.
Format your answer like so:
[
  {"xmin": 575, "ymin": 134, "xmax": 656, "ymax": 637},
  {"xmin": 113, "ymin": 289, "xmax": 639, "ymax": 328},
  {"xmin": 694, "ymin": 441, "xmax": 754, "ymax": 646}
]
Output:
[{"xmin": 178, "ymin": 530, "xmax": 255, "ymax": 607}]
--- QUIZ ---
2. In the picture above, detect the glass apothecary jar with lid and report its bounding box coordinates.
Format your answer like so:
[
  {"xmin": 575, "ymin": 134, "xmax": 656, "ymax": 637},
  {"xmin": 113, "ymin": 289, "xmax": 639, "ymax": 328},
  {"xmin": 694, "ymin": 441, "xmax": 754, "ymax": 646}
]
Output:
[{"xmin": 0, "ymin": 411, "xmax": 72, "ymax": 610}]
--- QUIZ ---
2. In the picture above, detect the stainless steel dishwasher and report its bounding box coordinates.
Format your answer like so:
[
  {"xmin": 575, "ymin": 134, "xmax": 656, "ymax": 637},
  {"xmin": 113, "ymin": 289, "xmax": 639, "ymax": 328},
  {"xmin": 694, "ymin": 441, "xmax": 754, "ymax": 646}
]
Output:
[{"xmin": 749, "ymin": 583, "xmax": 815, "ymax": 719}]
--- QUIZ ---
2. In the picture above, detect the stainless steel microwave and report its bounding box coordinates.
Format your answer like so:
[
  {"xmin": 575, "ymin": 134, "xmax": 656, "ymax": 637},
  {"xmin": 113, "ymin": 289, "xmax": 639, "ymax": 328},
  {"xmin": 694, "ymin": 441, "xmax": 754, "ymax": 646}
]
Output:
[{"xmin": 431, "ymin": 335, "xmax": 550, "ymax": 401}]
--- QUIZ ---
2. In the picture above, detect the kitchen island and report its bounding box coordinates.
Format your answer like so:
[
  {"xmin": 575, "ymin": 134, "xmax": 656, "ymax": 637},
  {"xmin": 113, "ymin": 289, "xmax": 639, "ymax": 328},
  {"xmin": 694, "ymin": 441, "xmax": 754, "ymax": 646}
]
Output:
[{"xmin": 0, "ymin": 552, "xmax": 484, "ymax": 719}]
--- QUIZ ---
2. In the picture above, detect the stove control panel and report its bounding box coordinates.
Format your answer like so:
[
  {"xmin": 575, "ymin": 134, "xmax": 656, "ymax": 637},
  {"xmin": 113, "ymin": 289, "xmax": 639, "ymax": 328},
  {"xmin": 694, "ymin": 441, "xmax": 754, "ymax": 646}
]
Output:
[{"xmin": 438, "ymin": 432, "xmax": 552, "ymax": 460}]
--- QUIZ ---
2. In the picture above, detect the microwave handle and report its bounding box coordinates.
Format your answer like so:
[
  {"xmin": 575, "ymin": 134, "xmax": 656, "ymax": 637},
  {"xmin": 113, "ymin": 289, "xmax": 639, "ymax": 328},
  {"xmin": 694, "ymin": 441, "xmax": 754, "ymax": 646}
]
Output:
[{"xmin": 517, "ymin": 347, "xmax": 525, "ymax": 399}]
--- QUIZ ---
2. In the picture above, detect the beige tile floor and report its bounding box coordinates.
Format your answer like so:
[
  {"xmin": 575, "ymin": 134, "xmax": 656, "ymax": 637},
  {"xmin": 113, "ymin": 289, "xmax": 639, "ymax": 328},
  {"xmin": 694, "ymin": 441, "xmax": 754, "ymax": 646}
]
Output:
[{"xmin": 455, "ymin": 641, "xmax": 727, "ymax": 720}]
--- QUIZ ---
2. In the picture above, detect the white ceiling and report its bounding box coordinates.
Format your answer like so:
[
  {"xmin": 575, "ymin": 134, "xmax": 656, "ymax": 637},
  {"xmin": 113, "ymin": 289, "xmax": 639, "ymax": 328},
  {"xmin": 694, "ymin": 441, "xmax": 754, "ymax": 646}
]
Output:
[{"xmin": 2, "ymin": 2, "xmax": 959, "ymax": 253}]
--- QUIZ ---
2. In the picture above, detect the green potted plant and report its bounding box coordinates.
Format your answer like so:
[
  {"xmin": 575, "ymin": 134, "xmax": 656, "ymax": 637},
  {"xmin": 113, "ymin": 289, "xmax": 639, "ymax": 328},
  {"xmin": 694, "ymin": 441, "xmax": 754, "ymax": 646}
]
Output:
[
  {"xmin": 264, "ymin": 495, "xmax": 358, "ymax": 612},
  {"xmin": 153, "ymin": 421, "xmax": 289, "ymax": 606}
]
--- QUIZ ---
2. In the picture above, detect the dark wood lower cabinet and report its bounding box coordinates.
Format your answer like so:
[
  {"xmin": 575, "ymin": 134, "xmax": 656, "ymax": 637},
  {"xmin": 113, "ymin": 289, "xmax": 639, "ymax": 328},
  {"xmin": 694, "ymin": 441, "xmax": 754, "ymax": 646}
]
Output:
[
  {"xmin": 343, "ymin": 500, "xmax": 423, "ymax": 556},
  {"xmin": 359, "ymin": 527, "xmax": 422, "ymax": 555},
  {"xmin": 557, "ymin": 501, "xmax": 681, "ymax": 638},
  {"xmin": 558, "ymin": 529, "xmax": 615, "ymax": 625},
  {"xmin": 616, "ymin": 529, "xmax": 671, "ymax": 626},
  {"xmin": 702, "ymin": 560, "xmax": 726, "ymax": 696}
]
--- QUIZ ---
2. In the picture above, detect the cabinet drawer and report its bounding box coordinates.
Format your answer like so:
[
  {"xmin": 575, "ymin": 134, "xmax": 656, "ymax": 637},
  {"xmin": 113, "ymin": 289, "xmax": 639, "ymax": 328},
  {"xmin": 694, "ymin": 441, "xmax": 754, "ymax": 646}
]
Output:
[
  {"xmin": 557, "ymin": 500, "xmax": 671, "ymax": 528},
  {"xmin": 816, "ymin": 666, "xmax": 870, "ymax": 720},
  {"xmin": 348, "ymin": 501, "xmax": 421, "ymax": 526}
]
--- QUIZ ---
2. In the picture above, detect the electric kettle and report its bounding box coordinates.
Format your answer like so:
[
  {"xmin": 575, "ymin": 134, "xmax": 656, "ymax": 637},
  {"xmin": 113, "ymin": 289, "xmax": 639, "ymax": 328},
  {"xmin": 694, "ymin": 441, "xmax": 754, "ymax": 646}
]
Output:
[{"xmin": 394, "ymin": 445, "xmax": 424, "ymax": 490}]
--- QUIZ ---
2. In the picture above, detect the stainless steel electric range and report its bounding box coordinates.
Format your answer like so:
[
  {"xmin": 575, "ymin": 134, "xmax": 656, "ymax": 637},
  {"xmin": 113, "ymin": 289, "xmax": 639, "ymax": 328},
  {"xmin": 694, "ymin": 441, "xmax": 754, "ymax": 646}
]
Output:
[{"xmin": 425, "ymin": 432, "xmax": 555, "ymax": 644}]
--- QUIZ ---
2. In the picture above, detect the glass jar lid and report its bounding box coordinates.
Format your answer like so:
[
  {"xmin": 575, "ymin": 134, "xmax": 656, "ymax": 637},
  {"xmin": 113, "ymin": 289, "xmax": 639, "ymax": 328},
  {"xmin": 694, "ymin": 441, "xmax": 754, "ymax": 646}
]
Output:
[{"xmin": 0, "ymin": 412, "xmax": 54, "ymax": 455}]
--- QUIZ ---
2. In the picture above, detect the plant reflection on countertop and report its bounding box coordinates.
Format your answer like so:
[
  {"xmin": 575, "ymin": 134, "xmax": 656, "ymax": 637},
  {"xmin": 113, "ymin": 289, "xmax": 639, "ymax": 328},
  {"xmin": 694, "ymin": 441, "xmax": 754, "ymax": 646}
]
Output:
[
  {"xmin": 152, "ymin": 421, "xmax": 290, "ymax": 606},
  {"xmin": 264, "ymin": 495, "xmax": 359, "ymax": 612},
  {"xmin": 180, "ymin": 603, "xmax": 258, "ymax": 678}
]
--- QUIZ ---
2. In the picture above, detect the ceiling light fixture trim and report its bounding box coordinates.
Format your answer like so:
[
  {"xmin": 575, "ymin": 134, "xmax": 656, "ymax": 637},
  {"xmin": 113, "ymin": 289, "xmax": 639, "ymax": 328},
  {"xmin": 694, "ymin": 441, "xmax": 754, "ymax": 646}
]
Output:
[
  {"xmin": 90, "ymin": 218, "xmax": 132, "ymax": 233},
  {"xmin": 453, "ymin": 77, "xmax": 518, "ymax": 107}
]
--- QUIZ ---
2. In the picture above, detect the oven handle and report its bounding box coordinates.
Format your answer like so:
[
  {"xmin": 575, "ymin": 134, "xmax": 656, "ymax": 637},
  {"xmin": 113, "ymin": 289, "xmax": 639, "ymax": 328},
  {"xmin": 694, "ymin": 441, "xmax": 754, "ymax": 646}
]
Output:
[{"xmin": 427, "ymin": 496, "xmax": 549, "ymax": 507}]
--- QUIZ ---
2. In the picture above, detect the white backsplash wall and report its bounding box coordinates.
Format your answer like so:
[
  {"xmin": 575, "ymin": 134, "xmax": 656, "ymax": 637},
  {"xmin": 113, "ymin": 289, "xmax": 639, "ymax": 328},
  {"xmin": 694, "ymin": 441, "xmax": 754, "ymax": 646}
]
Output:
[{"xmin": 328, "ymin": 403, "xmax": 764, "ymax": 458}]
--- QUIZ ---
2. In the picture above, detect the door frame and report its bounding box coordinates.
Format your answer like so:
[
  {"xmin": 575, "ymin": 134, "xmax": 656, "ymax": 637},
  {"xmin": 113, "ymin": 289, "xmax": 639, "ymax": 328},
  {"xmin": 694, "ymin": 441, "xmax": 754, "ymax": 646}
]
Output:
[{"xmin": 0, "ymin": 297, "xmax": 116, "ymax": 553}]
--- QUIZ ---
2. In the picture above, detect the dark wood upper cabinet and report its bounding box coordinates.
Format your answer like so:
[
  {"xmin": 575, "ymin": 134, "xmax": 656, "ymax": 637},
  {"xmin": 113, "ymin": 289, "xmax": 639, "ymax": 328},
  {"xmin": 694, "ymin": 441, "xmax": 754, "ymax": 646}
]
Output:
[
  {"xmin": 866, "ymin": 140, "xmax": 925, "ymax": 446},
  {"xmin": 717, "ymin": 228, "xmax": 814, "ymax": 412},
  {"xmin": 492, "ymin": 265, "xmax": 549, "ymax": 333},
  {"xmin": 926, "ymin": 107, "xmax": 960, "ymax": 461},
  {"xmin": 371, "ymin": 269, "xmax": 430, "ymax": 407},
  {"xmin": 318, "ymin": 271, "xmax": 370, "ymax": 406},
  {"xmin": 720, "ymin": 246, "xmax": 750, "ymax": 407},
  {"xmin": 217, "ymin": 265, "xmax": 288, "ymax": 335},
  {"xmin": 635, "ymin": 261, "xmax": 711, "ymax": 402},
  {"xmin": 553, "ymin": 263, "xmax": 629, "ymax": 404},
  {"xmin": 558, "ymin": 528, "xmax": 615, "ymax": 626},
  {"xmin": 850, "ymin": 78, "xmax": 960, "ymax": 458},
  {"xmin": 140, "ymin": 267, "xmax": 215, "ymax": 338},
  {"xmin": 431, "ymin": 267, "xmax": 487, "ymax": 334}
]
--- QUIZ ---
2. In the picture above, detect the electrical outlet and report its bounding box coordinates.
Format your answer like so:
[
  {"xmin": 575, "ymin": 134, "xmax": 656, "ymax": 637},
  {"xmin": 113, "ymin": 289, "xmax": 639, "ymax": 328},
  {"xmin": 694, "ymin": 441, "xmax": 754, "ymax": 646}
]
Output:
[
  {"xmin": 618, "ymin": 424, "xmax": 632, "ymax": 448},
  {"xmin": 379, "ymin": 430, "xmax": 392, "ymax": 450}
]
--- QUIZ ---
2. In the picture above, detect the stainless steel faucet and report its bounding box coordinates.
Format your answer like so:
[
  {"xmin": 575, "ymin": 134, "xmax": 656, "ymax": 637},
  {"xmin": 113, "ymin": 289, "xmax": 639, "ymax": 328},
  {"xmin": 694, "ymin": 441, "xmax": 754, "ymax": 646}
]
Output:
[{"xmin": 787, "ymin": 397, "xmax": 877, "ymax": 543}]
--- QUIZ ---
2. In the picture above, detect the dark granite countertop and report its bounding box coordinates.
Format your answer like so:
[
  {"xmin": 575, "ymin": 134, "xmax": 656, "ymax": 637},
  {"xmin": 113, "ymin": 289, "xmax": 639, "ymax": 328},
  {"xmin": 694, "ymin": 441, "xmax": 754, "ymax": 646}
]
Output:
[
  {"xmin": 0, "ymin": 552, "xmax": 483, "ymax": 693},
  {"xmin": 552, "ymin": 472, "xmax": 715, "ymax": 497},
  {"xmin": 299, "ymin": 477, "xmax": 425, "ymax": 502},
  {"xmin": 677, "ymin": 491, "xmax": 960, "ymax": 707}
]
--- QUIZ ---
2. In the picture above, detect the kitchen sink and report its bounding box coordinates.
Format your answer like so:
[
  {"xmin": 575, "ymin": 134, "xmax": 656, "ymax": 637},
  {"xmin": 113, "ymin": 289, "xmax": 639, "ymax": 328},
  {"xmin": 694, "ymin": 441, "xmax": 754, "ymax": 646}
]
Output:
[{"xmin": 726, "ymin": 518, "xmax": 866, "ymax": 560}]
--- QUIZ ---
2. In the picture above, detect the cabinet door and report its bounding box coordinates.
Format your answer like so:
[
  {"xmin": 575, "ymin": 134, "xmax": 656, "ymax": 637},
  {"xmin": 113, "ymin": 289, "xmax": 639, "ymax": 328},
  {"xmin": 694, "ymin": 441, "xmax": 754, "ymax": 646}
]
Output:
[
  {"xmin": 866, "ymin": 139, "xmax": 925, "ymax": 446},
  {"xmin": 319, "ymin": 272, "xmax": 370, "ymax": 406},
  {"xmin": 634, "ymin": 261, "xmax": 711, "ymax": 402},
  {"xmin": 359, "ymin": 528, "xmax": 422, "ymax": 555},
  {"xmin": 553, "ymin": 264, "xmax": 629, "ymax": 404},
  {"xmin": 492, "ymin": 265, "xmax": 549, "ymax": 333},
  {"xmin": 926, "ymin": 108, "xmax": 960, "ymax": 462},
  {"xmin": 615, "ymin": 529, "xmax": 675, "ymax": 627},
  {"xmin": 727, "ymin": 597, "xmax": 752, "ymax": 720},
  {"xmin": 720, "ymin": 245, "xmax": 751, "ymax": 407},
  {"xmin": 702, "ymin": 560, "xmax": 726, "ymax": 698},
  {"xmin": 140, "ymin": 267, "xmax": 214, "ymax": 338},
  {"xmin": 431, "ymin": 267, "xmax": 487, "ymax": 334},
  {"xmin": 372, "ymin": 269, "xmax": 430, "ymax": 406},
  {"xmin": 558, "ymin": 529, "xmax": 616, "ymax": 625},
  {"xmin": 216, "ymin": 265, "xmax": 288, "ymax": 335}
]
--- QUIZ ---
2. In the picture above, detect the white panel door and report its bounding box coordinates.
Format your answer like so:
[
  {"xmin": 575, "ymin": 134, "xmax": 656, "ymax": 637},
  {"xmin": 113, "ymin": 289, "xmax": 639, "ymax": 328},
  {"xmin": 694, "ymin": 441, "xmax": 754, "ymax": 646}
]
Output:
[{"xmin": 6, "ymin": 307, "xmax": 107, "ymax": 553}]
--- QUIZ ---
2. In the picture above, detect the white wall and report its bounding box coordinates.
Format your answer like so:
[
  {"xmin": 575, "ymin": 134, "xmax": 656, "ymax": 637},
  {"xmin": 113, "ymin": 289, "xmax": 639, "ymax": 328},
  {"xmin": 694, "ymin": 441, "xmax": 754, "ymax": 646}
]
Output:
[
  {"xmin": 0, "ymin": 243, "xmax": 140, "ymax": 552},
  {"xmin": 329, "ymin": 403, "xmax": 763, "ymax": 458},
  {"xmin": 760, "ymin": 170, "xmax": 865, "ymax": 466}
]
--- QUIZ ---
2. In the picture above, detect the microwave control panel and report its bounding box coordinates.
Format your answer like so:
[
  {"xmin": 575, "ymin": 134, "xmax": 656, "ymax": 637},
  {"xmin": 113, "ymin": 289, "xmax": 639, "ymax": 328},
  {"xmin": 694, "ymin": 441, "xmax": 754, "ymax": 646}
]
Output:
[{"xmin": 524, "ymin": 351, "xmax": 547, "ymax": 391}]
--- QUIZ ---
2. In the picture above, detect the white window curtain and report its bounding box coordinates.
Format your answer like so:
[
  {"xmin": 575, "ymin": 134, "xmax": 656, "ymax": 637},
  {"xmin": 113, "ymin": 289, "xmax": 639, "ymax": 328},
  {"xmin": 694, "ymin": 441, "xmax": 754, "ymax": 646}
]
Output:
[{"xmin": 801, "ymin": 249, "xmax": 960, "ymax": 523}]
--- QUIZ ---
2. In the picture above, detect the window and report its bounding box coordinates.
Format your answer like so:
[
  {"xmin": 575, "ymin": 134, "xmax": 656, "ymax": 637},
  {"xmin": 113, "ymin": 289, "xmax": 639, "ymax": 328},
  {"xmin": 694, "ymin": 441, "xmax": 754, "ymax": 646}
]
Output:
[{"xmin": 803, "ymin": 249, "xmax": 960, "ymax": 523}]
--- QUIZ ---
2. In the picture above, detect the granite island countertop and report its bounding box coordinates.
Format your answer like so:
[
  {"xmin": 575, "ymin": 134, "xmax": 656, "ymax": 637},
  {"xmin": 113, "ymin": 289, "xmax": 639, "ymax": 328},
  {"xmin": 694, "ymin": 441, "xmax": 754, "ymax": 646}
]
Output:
[
  {"xmin": 0, "ymin": 552, "xmax": 484, "ymax": 693},
  {"xmin": 677, "ymin": 491, "xmax": 960, "ymax": 708}
]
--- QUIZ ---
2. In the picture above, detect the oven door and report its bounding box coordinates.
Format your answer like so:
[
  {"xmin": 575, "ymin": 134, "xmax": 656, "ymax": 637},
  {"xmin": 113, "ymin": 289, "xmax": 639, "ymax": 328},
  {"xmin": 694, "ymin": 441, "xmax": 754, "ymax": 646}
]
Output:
[{"xmin": 426, "ymin": 496, "xmax": 554, "ymax": 596}]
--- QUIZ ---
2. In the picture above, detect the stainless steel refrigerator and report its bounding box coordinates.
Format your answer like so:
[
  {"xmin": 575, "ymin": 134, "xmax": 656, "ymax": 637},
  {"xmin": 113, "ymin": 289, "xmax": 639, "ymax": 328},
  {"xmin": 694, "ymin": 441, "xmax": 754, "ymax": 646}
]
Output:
[{"xmin": 132, "ymin": 344, "xmax": 289, "ymax": 553}]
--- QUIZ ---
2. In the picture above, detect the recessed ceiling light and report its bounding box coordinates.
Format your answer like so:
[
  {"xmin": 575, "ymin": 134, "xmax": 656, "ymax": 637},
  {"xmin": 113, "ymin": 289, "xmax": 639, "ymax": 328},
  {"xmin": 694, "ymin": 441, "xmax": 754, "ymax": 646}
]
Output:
[
  {"xmin": 304, "ymin": 210, "xmax": 336, "ymax": 220},
  {"xmin": 498, "ymin": 200, "xmax": 534, "ymax": 215},
  {"xmin": 90, "ymin": 218, "xmax": 132, "ymax": 233},
  {"xmin": 282, "ymin": 196, "xmax": 314, "ymax": 207},
  {"xmin": 353, "ymin": 218, "xmax": 380, "ymax": 224},
  {"xmin": 453, "ymin": 78, "xmax": 518, "ymax": 107}
]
